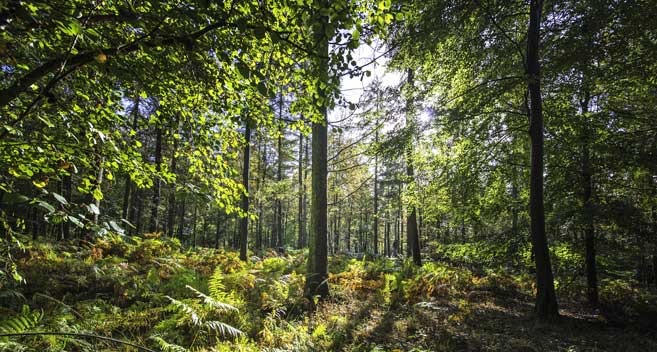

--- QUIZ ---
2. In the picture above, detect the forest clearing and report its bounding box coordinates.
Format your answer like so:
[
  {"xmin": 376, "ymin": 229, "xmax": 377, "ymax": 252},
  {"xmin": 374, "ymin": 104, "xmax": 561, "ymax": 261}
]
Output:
[{"xmin": 1, "ymin": 0, "xmax": 657, "ymax": 351}]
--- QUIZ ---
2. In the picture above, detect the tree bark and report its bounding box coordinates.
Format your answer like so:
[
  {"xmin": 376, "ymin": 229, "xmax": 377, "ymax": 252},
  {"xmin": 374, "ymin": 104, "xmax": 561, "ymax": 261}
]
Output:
[
  {"xmin": 305, "ymin": 2, "xmax": 330, "ymax": 300},
  {"xmin": 166, "ymin": 135, "xmax": 178, "ymax": 238},
  {"xmin": 123, "ymin": 94, "xmax": 139, "ymax": 224},
  {"xmin": 275, "ymin": 118, "xmax": 283, "ymax": 248},
  {"xmin": 239, "ymin": 124, "xmax": 252, "ymax": 261},
  {"xmin": 580, "ymin": 91, "xmax": 598, "ymax": 306},
  {"xmin": 405, "ymin": 69, "xmax": 421, "ymax": 266},
  {"xmin": 297, "ymin": 132, "xmax": 305, "ymax": 249},
  {"xmin": 527, "ymin": 0, "xmax": 559, "ymax": 319},
  {"xmin": 149, "ymin": 127, "xmax": 162, "ymax": 233},
  {"xmin": 177, "ymin": 196, "xmax": 185, "ymax": 242}
]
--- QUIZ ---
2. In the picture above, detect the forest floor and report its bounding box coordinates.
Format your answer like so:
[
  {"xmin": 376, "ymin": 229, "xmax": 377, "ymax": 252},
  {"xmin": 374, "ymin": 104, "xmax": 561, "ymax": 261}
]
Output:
[{"xmin": 2, "ymin": 235, "xmax": 656, "ymax": 351}]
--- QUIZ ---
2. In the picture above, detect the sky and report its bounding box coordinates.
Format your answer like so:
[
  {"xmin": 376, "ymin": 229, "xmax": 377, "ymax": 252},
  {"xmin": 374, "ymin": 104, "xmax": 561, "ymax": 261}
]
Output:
[{"xmin": 329, "ymin": 42, "xmax": 402, "ymax": 123}]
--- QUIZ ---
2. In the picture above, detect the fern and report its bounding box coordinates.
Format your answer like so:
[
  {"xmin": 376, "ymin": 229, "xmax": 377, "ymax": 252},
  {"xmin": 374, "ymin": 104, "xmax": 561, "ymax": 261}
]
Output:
[
  {"xmin": 204, "ymin": 320, "xmax": 244, "ymax": 338},
  {"xmin": 150, "ymin": 335, "xmax": 188, "ymax": 352},
  {"xmin": 0, "ymin": 305, "xmax": 43, "ymax": 335},
  {"xmin": 208, "ymin": 268, "xmax": 227, "ymax": 299},
  {"xmin": 164, "ymin": 296, "xmax": 201, "ymax": 325},
  {"xmin": 165, "ymin": 289, "xmax": 244, "ymax": 339},
  {"xmin": 186, "ymin": 285, "xmax": 239, "ymax": 313}
]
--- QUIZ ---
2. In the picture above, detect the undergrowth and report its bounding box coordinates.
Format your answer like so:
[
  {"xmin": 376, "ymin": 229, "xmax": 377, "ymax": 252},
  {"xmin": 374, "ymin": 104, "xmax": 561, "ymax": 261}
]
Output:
[{"xmin": 0, "ymin": 234, "xmax": 655, "ymax": 351}]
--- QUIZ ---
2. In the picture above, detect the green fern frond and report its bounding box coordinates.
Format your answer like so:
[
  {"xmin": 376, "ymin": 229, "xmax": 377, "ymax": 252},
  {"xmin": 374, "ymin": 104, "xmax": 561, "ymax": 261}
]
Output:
[
  {"xmin": 208, "ymin": 268, "xmax": 227, "ymax": 298},
  {"xmin": 0, "ymin": 305, "xmax": 43, "ymax": 335},
  {"xmin": 185, "ymin": 286, "xmax": 239, "ymax": 313},
  {"xmin": 164, "ymin": 296, "xmax": 201, "ymax": 326},
  {"xmin": 149, "ymin": 335, "xmax": 188, "ymax": 352},
  {"xmin": 203, "ymin": 321, "xmax": 244, "ymax": 338}
]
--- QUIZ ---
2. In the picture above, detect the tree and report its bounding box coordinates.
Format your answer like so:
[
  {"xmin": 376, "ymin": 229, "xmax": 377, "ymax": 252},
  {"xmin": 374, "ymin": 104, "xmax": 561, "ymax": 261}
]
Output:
[
  {"xmin": 526, "ymin": 0, "xmax": 558, "ymax": 319},
  {"xmin": 239, "ymin": 123, "xmax": 252, "ymax": 261}
]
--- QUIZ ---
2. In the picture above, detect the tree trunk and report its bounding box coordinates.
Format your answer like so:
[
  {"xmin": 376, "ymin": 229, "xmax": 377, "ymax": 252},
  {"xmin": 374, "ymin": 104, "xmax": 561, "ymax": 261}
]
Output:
[
  {"xmin": 346, "ymin": 203, "xmax": 352, "ymax": 252},
  {"xmin": 239, "ymin": 124, "xmax": 252, "ymax": 261},
  {"xmin": 149, "ymin": 127, "xmax": 163, "ymax": 233},
  {"xmin": 166, "ymin": 135, "xmax": 178, "ymax": 238},
  {"xmin": 257, "ymin": 133, "xmax": 266, "ymax": 249},
  {"xmin": 580, "ymin": 91, "xmax": 598, "ymax": 306},
  {"xmin": 215, "ymin": 209, "xmax": 222, "ymax": 249},
  {"xmin": 527, "ymin": 0, "xmax": 559, "ymax": 319},
  {"xmin": 305, "ymin": 2, "xmax": 330, "ymax": 300},
  {"xmin": 192, "ymin": 204, "xmax": 197, "ymax": 248},
  {"xmin": 275, "ymin": 120, "xmax": 283, "ymax": 248},
  {"xmin": 373, "ymin": 105, "xmax": 380, "ymax": 255},
  {"xmin": 123, "ymin": 94, "xmax": 139, "ymax": 225},
  {"xmin": 177, "ymin": 196, "xmax": 185, "ymax": 242},
  {"xmin": 297, "ymin": 132, "xmax": 305, "ymax": 249},
  {"xmin": 405, "ymin": 69, "xmax": 421, "ymax": 266}
]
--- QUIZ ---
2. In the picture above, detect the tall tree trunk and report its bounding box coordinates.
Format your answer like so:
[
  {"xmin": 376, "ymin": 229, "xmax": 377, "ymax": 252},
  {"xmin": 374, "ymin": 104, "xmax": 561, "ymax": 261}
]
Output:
[
  {"xmin": 405, "ymin": 69, "xmax": 421, "ymax": 266},
  {"xmin": 385, "ymin": 209, "xmax": 390, "ymax": 257},
  {"xmin": 177, "ymin": 196, "xmax": 185, "ymax": 243},
  {"xmin": 346, "ymin": 203, "xmax": 352, "ymax": 252},
  {"xmin": 527, "ymin": 0, "xmax": 558, "ymax": 319},
  {"xmin": 580, "ymin": 91, "xmax": 598, "ymax": 306},
  {"xmin": 305, "ymin": 3, "xmax": 330, "ymax": 300},
  {"xmin": 239, "ymin": 124, "xmax": 252, "ymax": 261},
  {"xmin": 192, "ymin": 204, "xmax": 197, "ymax": 248},
  {"xmin": 303, "ymin": 135, "xmax": 310, "ymax": 247},
  {"xmin": 149, "ymin": 127, "xmax": 163, "ymax": 233},
  {"xmin": 373, "ymin": 130, "xmax": 379, "ymax": 256},
  {"xmin": 215, "ymin": 209, "xmax": 222, "ymax": 249},
  {"xmin": 123, "ymin": 94, "xmax": 139, "ymax": 225},
  {"xmin": 335, "ymin": 204, "xmax": 341, "ymax": 253},
  {"xmin": 166, "ymin": 135, "xmax": 178, "ymax": 238},
  {"xmin": 275, "ymin": 119, "xmax": 283, "ymax": 248},
  {"xmin": 297, "ymin": 132, "xmax": 305, "ymax": 249},
  {"xmin": 257, "ymin": 134, "xmax": 266, "ymax": 249}
]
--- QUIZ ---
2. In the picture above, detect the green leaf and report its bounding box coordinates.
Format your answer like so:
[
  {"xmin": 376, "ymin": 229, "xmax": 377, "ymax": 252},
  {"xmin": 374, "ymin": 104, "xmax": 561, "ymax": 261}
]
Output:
[
  {"xmin": 52, "ymin": 192, "xmax": 68, "ymax": 205},
  {"xmin": 36, "ymin": 200, "xmax": 55, "ymax": 213}
]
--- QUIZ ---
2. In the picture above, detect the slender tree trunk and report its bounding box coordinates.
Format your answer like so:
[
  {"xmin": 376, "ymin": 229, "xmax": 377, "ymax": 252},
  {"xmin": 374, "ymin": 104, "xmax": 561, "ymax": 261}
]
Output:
[
  {"xmin": 335, "ymin": 206, "xmax": 341, "ymax": 253},
  {"xmin": 405, "ymin": 69, "xmax": 421, "ymax": 266},
  {"xmin": 166, "ymin": 136, "xmax": 178, "ymax": 238},
  {"xmin": 580, "ymin": 91, "xmax": 598, "ymax": 306},
  {"xmin": 215, "ymin": 209, "xmax": 222, "ymax": 249},
  {"xmin": 239, "ymin": 124, "xmax": 252, "ymax": 261},
  {"xmin": 149, "ymin": 127, "xmax": 163, "ymax": 233},
  {"xmin": 373, "ymin": 107, "xmax": 380, "ymax": 255},
  {"xmin": 123, "ymin": 94, "xmax": 139, "ymax": 224},
  {"xmin": 202, "ymin": 215, "xmax": 208, "ymax": 248},
  {"xmin": 527, "ymin": 0, "xmax": 558, "ymax": 319},
  {"xmin": 297, "ymin": 132, "xmax": 305, "ymax": 249},
  {"xmin": 177, "ymin": 196, "xmax": 185, "ymax": 242},
  {"xmin": 134, "ymin": 188, "xmax": 144, "ymax": 235},
  {"xmin": 257, "ymin": 134, "xmax": 266, "ymax": 249},
  {"xmin": 192, "ymin": 204, "xmax": 197, "ymax": 248},
  {"xmin": 385, "ymin": 209, "xmax": 390, "ymax": 257},
  {"xmin": 275, "ymin": 120, "xmax": 283, "ymax": 248},
  {"xmin": 346, "ymin": 203, "xmax": 352, "ymax": 252}
]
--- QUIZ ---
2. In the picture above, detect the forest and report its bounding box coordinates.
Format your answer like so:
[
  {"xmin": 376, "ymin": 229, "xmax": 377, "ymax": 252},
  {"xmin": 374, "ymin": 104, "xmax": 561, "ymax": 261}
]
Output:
[{"xmin": 1, "ymin": 0, "xmax": 656, "ymax": 351}]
